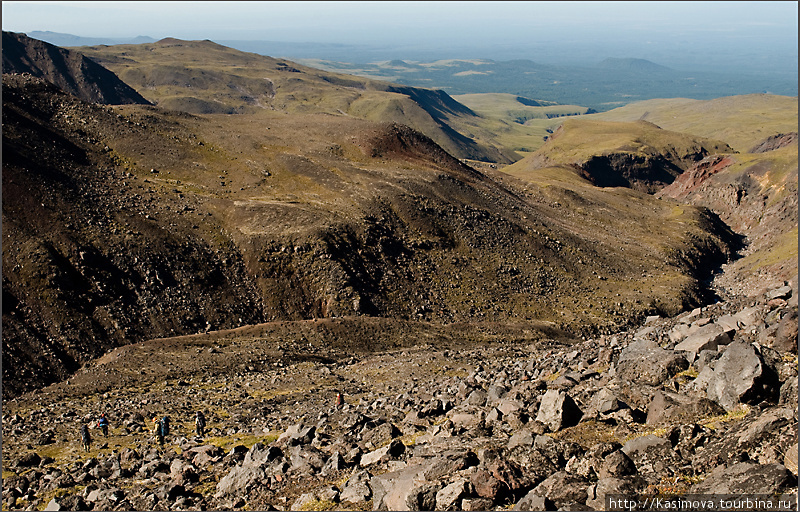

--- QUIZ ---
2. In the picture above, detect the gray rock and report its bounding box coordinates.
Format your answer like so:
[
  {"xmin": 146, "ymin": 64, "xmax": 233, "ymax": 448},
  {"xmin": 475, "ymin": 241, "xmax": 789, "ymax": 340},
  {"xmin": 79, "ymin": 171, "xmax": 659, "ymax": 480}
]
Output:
[
  {"xmin": 621, "ymin": 435, "xmax": 678, "ymax": 484},
  {"xmin": 339, "ymin": 469, "xmax": 372, "ymax": 504},
  {"xmin": 784, "ymin": 443, "xmax": 798, "ymax": 476},
  {"xmin": 535, "ymin": 390, "xmax": 582, "ymax": 432},
  {"xmin": 215, "ymin": 463, "xmax": 266, "ymax": 497},
  {"xmin": 362, "ymin": 422, "xmax": 401, "ymax": 450},
  {"xmin": 598, "ymin": 451, "xmax": 637, "ymax": 479},
  {"xmin": 462, "ymin": 497, "xmax": 496, "ymax": 511},
  {"xmin": 370, "ymin": 464, "xmax": 426, "ymax": 510},
  {"xmin": 277, "ymin": 423, "xmax": 316, "ymax": 446},
  {"xmin": 675, "ymin": 324, "xmax": 730, "ymax": 362},
  {"xmin": 466, "ymin": 388, "xmax": 489, "ymax": 406},
  {"xmin": 435, "ymin": 479, "xmax": 469, "ymax": 511},
  {"xmin": 689, "ymin": 462, "xmax": 794, "ymax": 494},
  {"xmin": 732, "ymin": 306, "xmax": 763, "ymax": 328},
  {"xmin": 716, "ymin": 314, "xmax": 741, "ymax": 334},
  {"xmin": 513, "ymin": 491, "xmax": 553, "ymax": 511},
  {"xmin": 421, "ymin": 449, "xmax": 478, "ymax": 481},
  {"xmin": 405, "ymin": 482, "xmax": 442, "ymax": 511},
  {"xmin": 508, "ymin": 430, "xmax": 535, "ymax": 450},
  {"xmin": 646, "ymin": 390, "xmax": 725, "ymax": 425},
  {"xmin": 616, "ymin": 339, "xmax": 689, "ymax": 386},
  {"xmin": 767, "ymin": 285, "xmax": 793, "ymax": 301},
  {"xmin": 707, "ymin": 340, "xmax": 776, "ymax": 411},
  {"xmin": 531, "ymin": 470, "xmax": 589, "ymax": 508},
  {"xmin": 359, "ymin": 438, "xmax": 405, "ymax": 467},
  {"xmin": 585, "ymin": 476, "xmax": 647, "ymax": 511},
  {"xmin": 581, "ymin": 388, "xmax": 625, "ymax": 421},
  {"xmin": 289, "ymin": 445, "xmax": 326, "ymax": 474}
]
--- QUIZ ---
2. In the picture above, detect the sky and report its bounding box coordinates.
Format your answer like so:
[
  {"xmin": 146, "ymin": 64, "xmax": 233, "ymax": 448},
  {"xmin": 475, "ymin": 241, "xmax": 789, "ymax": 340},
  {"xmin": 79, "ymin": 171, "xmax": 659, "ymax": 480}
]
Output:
[{"xmin": 2, "ymin": 1, "xmax": 798, "ymax": 72}]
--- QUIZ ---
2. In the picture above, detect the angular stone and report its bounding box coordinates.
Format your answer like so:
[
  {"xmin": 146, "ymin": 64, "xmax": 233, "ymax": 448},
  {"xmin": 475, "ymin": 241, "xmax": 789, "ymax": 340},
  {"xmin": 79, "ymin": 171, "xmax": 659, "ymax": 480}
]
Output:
[
  {"xmin": 359, "ymin": 439, "xmax": 404, "ymax": 467},
  {"xmin": 471, "ymin": 468, "xmax": 509, "ymax": 501},
  {"xmin": 707, "ymin": 340, "xmax": 776, "ymax": 411},
  {"xmin": 621, "ymin": 435, "xmax": 677, "ymax": 484},
  {"xmin": 690, "ymin": 462, "xmax": 794, "ymax": 494},
  {"xmin": 675, "ymin": 324, "xmax": 730, "ymax": 362},
  {"xmin": 361, "ymin": 422, "xmax": 401, "ymax": 450},
  {"xmin": 535, "ymin": 390, "xmax": 582, "ymax": 432},
  {"xmin": 531, "ymin": 471, "xmax": 589, "ymax": 508},
  {"xmin": 462, "ymin": 497, "xmax": 496, "ymax": 511},
  {"xmin": 767, "ymin": 285, "xmax": 793, "ymax": 301},
  {"xmin": 513, "ymin": 491, "xmax": 553, "ymax": 511},
  {"xmin": 784, "ymin": 443, "xmax": 798, "ymax": 476},
  {"xmin": 339, "ymin": 470, "xmax": 372, "ymax": 504},
  {"xmin": 585, "ymin": 476, "xmax": 647, "ymax": 511},
  {"xmin": 507, "ymin": 430, "xmax": 535, "ymax": 450},
  {"xmin": 598, "ymin": 450, "xmax": 637, "ymax": 479},
  {"xmin": 435, "ymin": 479, "xmax": 469, "ymax": 511},
  {"xmin": 405, "ymin": 482, "xmax": 442, "ymax": 511},
  {"xmin": 646, "ymin": 390, "xmax": 725, "ymax": 425},
  {"xmin": 581, "ymin": 388, "xmax": 625, "ymax": 421},
  {"xmin": 715, "ymin": 314, "xmax": 741, "ymax": 334},
  {"xmin": 616, "ymin": 339, "xmax": 688, "ymax": 386}
]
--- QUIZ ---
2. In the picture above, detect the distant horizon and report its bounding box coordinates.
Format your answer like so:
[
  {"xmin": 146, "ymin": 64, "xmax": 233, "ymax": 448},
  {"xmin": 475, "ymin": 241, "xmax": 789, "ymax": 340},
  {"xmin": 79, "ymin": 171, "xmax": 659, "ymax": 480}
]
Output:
[{"xmin": 3, "ymin": 1, "xmax": 797, "ymax": 76}]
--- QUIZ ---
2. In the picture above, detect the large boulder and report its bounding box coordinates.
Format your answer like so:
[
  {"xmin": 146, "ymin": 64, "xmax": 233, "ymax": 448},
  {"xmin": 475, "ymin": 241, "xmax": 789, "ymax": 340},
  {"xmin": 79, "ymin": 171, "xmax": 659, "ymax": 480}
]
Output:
[
  {"xmin": 706, "ymin": 340, "xmax": 779, "ymax": 411},
  {"xmin": 339, "ymin": 469, "xmax": 373, "ymax": 504},
  {"xmin": 585, "ymin": 476, "xmax": 647, "ymax": 511},
  {"xmin": 616, "ymin": 339, "xmax": 688, "ymax": 386},
  {"xmin": 689, "ymin": 462, "xmax": 794, "ymax": 494},
  {"xmin": 370, "ymin": 464, "xmax": 426, "ymax": 511},
  {"xmin": 535, "ymin": 390, "xmax": 582, "ymax": 432},
  {"xmin": 529, "ymin": 471, "xmax": 589, "ymax": 508},
  {"xmin": 646, "ymin": 390, "xmax": 725, "ymax": 425},
  {"xmin": 674, "ymin": 324, "xmax": 730, "ymax": 362},
  {"xmin": 621, "ymin": 435, "xmax": 679, "ymax": 484}
]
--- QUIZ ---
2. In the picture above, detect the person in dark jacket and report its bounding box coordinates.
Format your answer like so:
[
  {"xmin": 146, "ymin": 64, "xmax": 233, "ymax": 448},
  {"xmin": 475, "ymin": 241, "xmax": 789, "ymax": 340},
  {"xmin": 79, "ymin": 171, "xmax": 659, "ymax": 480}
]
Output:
[
  {"xmin": 97, "ymin": 413, "xmax": 109, "ymax": 437},
  {"xmin": 153, "ymin": 417, "xmax": 165, "ymax": 447},
  {"xmin": 195, "ymin": 411, "xmax": 206, "ymax": 437},
  {"xmin": 80, "ymin": 424, "xmax": 92, "ymax": 451}
]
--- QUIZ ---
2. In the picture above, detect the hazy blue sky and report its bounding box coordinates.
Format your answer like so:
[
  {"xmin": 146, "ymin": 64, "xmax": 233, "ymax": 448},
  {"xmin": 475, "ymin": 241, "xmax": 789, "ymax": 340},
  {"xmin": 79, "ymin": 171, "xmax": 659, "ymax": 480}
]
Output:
[
  {"xmin": 3, "ymin": 1, "xmax": 797, "ymax": 72},
  {"xmin": 3, "ymin": 1, "xmax": 797, "ymax": 42}
]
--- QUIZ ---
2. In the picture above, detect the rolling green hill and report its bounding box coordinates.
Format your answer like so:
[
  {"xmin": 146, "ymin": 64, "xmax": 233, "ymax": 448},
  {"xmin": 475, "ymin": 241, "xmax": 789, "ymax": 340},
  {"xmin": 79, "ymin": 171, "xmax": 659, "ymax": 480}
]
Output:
[
  {"xmin": 74, "ymin": 38, "xmax": 518, "ymax": 164},
  {"xmin": 587, "ymin": 94, "xmax": 798, "ymax": 153}
]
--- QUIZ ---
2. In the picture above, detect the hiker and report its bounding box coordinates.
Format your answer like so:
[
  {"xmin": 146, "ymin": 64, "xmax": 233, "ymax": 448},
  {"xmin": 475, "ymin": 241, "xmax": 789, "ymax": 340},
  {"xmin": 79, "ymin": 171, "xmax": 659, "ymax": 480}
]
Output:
[
  {"xmin": 97, "ymin": 413, "xmax": 109, "ymax": 437},
  {"xmin": 335, "ymin": 392, "xmax": 344, "ymax": 409},
  {"xmin": 195, "ymin": 411, "xmax": 206, "ymax": 437},
  {"xmin": 153, "ymin": 418, "xmax": 165, "ymax": 447},
  {"xmin": 80, "ymin": 423, "xmax": 92, "ymax": 451},
  {"xmin": 160, "ymin": 415, "xmax": 170, "ymax": 437}
]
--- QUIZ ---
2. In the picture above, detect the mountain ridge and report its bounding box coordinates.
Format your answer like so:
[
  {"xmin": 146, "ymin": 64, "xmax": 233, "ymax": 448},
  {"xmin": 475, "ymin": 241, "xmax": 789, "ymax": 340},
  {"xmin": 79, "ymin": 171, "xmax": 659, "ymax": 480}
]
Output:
[{"xmin": 2, "ymin": 31, "xmax": 151, "ymax": 106}]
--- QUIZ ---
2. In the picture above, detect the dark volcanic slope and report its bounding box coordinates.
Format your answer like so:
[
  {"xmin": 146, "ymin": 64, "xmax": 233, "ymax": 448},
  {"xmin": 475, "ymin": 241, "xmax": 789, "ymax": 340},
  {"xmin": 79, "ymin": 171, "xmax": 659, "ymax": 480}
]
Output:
[
  {"xmin": 2, "ymin": 74, "xmax": 738, "ymax": 398},
  {"xmin": 2, "ymin": 31, "xmax": 151, "ymax": 105}
]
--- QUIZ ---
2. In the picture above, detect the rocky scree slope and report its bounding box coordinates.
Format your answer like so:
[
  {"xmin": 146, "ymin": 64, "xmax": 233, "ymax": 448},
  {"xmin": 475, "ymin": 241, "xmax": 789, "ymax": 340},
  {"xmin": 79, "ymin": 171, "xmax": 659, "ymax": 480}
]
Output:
[
  {"xmin": 658, "ymin": 133, "xmax": 798, "ymax": 297},
  {"xmin": 2, "ymin": 73, "xmax": 739, "ymax": 398},
  {"xmin": 2, "ymin": 31, "xmax": 151, "ymax": 106},
  {"xmin": 1, "ymin": 282, "xmax": 796, "ymax": 511}
]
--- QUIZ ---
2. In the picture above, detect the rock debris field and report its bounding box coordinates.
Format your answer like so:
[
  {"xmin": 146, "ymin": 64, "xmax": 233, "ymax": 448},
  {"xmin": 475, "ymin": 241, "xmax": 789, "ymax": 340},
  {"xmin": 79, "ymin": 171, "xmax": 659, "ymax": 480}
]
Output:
[{"xmin": 2, "ymin": 282, "xmax": 797, "ymax": 511}]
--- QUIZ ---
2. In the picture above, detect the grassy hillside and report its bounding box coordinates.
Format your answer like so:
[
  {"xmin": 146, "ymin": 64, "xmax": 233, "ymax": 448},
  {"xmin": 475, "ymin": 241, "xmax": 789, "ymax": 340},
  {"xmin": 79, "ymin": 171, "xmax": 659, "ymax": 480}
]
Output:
[
  {"xmin": 515, "ymin": 118, "xmax": 733, "ymax": 193},
  {"xmin": 3, "ymin": 74, "xmax": 738, "ymax": 396},
  {"xmin": 451, "ymin": 93, "xmax": 592, "ymax": 154},
  {"xmin": 588, "ymin": 94, "xmax": 798, "ymax": 152},
  {"xmin": 74, "ymin": 38, "xmax": 517, "ymax": 163}
]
